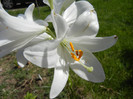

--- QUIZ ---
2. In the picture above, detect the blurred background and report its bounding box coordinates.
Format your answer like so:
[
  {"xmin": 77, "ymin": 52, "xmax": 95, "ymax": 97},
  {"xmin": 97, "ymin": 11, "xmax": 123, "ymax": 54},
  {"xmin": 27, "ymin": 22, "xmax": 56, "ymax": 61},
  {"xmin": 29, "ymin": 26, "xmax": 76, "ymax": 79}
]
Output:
[
  {"xmin": 0, "ymin": 0, "xmax": 133, "ymax": 99},
  {"xmin": 1, "ymin": 0, "xmax": 44, "ymax": 9}
]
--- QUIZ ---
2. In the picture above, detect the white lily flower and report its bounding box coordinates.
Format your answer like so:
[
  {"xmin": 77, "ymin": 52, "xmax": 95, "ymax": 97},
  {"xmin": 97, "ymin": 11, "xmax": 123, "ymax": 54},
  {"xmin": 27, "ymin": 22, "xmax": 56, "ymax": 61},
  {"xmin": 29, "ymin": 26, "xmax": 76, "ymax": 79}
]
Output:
[
  {"xmin": 43, "ymin": 0, "xmax": 75, "ymax": 14},
  {"xmin": 44, "ymin": 0, "xmax": 94, "ymax": 26},
  {"xmin": 16, "ymin": 33, "xmax": 51, "ymax": 67},
  {"xmin": 0, "ymin": 3, "xmax": 48, "ymax": 67},
  {"xmin": 24, "ymin": 10, "xmax": 118, "ymax": 98}
]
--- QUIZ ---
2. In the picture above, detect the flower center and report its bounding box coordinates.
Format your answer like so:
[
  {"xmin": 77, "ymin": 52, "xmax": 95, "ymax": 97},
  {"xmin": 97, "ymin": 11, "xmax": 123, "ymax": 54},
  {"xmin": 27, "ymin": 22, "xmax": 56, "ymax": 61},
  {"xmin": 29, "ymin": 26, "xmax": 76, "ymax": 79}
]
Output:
[
  {"xmin": 70, "ymin": 42, "xmax": 83, "ymax": 61},
  {"xmin": 61, "ymin": 40, "xmax": 93, "ymax": 72}
]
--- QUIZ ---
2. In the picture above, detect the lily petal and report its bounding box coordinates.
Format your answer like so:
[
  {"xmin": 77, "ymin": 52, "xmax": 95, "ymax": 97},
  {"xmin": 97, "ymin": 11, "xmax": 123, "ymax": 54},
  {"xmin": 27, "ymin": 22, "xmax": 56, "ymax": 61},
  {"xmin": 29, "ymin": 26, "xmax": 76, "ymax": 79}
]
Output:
[
  {"xmin": 59, "ymin": 0, "xmax": 75, "ymax": 14},
  {"xmin": 0, "ymin": 34, "xmax": 36, "ymax": 58},
  {"xmin": 70, "ymin": 50, "xmax": 105, "ymax": 82},
  {"xmin": 53, "ymin": 0, "xmax": 66, "ymax": 14},
  {"xmin": 44, "ymin": 0, "xmax": 75, "ymax": 24},
  {"xmin": 29, "ymin": 33, "xmax": 51, "ymax": 44},
  {"xmin": 56, "ymin": 44, "xmax": 73, "ymax": 66},
  {"xmin": 52, "ymin": 11, "xmax": 68, "ymax": 39},
  {"xmin": 43, "ymin": 0, "xmax": 74, "ymax": 14},
  {"xmin": 16, "ymin": 33, "xmax": 50, "ymax": 67},
  {"xmin": 43, "ymin": 0, "xmax": 50, "ymax": 6},
  {"xmin": 35, "ymin": 20, "xmax": 48, "ymax": 26},
  {"xmin": 0, "ymin": 28, "xmax": 22, "ymax": 46},
  {"xmin": 24, "ymin": 40, "xmax": 61, "ymax": 68},
  {"xmin": 62, "ymin": 2, "xmax": 77, "ymax": 26},
  {"xmin": 67, "ymin": 35, "xmax": 118, "ymax": 52},
  {"xmin": 44, "ymin": 14, "xmax": 52, "ymax": 22},
  {"xmin": 16, "ymin": 48, "xmax": 28, "ymax": 68},
  {"xmin": 24, "ymin": 3, "xmax": 35, "ymax": 21},
  {"xmin": 0, "ymin": 5, "xmax": 45, "ymax": 33},
  {"xmin": 50, "ymin": 65, "xmax": 69, "ymax": 98},
  {"xmin": 75, "ymin": 1, "xmax": 94, "ymax": 16},
  {"xmin": 67, "ymin": 11, "xmax": 99, "ymax": 37},
  {"xmin": 17, "ymin": 14, "xmax": 25, "ymax": 19},
  {"xmin": 43, "ymin": 0, "xmax": 66, "ymax": 13},
  {"xmin": 0, "ymin": 22, "xmax": 6, "ymax": 32}
]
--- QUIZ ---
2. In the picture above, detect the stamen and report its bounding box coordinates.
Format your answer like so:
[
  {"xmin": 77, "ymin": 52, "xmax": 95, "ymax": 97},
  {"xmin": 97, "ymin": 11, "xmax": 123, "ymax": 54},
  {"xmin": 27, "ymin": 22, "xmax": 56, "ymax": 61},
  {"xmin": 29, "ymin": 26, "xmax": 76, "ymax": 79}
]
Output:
[
  {"xmin": 71, "ymin": 53, "xmax": 80, "ymax": 61},
  {"xmin": 70, "ymin": 42, "xmax": 74, "ymax": 52},
  {"xmin": 78, "ymin": 50, "xmax": 83, "ymax": 59},
  {"xmin": 70, "ymin": 50, "xmax": 83, "ymax": 61},
  {"xmin": 75, "ymin": 50, "xmax": 78, "ymax": 56},
  {"xmin": 69, "ymin": 42, "xmax": 83, "ymax": 61},
  {"xmin": 61, "ymin": 40, "xmax": 93, "ymax": 72}
]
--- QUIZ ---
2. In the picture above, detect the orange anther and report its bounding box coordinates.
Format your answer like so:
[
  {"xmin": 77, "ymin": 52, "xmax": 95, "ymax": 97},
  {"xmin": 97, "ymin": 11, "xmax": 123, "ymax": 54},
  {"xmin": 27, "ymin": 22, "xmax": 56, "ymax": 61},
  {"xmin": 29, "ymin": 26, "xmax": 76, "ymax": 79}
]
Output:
[
  {"xmin": 70, "ymin": 42, "xmax": 83, "ymax": 61},
  {"xmin": 75, "ymin": 50, "xmax": 78, "ymax": 56},
  {"xmin": 78, "ymin": 50, "xmax": 83, "ymax": 59},
  {"xmin": 71, "ymin": 53, "xmax": 80, "ymax": 61},
  {"xmin": 70, "ymin": 42, "xmax": 74, "ymax": 52}
]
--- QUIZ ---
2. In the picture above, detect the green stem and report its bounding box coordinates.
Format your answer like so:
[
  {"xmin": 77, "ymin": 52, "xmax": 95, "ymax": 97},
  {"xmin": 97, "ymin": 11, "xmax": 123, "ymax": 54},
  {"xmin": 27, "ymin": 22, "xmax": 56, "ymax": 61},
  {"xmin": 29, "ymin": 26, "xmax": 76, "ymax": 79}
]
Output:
[
  {"xmin": 48, "ymin": 0, "xmax": 54, "ymax": 10},
  {"xmin": 46, "ymin": 27, "xmax": 56, "ymax": 39}
]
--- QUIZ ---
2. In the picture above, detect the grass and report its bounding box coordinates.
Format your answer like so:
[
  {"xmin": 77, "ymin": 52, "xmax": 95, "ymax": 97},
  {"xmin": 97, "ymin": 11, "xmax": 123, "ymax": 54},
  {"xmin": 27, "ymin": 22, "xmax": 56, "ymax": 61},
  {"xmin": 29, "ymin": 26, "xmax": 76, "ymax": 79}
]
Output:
[{"xmin": 0, "ymin": 0, "xmax": 133, "ymax": 98}]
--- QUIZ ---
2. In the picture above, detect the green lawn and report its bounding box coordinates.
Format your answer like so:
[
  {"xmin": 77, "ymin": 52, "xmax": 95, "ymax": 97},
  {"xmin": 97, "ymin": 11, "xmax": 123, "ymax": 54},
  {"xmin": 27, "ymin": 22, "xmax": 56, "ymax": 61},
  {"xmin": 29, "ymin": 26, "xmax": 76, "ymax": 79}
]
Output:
[{"xmin": 0, "ymin": 0, "xmax": 133, "ymax": 98}]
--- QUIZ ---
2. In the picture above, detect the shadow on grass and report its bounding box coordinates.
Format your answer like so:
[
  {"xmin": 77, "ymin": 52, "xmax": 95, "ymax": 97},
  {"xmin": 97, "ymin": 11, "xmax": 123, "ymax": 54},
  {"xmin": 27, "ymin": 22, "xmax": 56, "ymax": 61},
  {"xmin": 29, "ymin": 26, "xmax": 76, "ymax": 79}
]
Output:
[
  {"xmin": 120, "ymin": 49, "xmax": 133, "ymax": 90},
  {"xmin": 121, "ymin": 49, "xmax": 133, "ymax": 68}
]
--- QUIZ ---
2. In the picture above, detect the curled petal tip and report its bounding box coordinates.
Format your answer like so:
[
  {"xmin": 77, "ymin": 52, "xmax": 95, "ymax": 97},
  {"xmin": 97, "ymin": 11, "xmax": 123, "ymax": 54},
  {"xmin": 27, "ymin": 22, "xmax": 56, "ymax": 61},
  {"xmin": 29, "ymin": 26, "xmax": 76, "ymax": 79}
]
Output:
[
  {"xmin": 114, "ymin": 35, "xmax": 118, "ymax": 39},
  {"xmin": 31, "ymin": 3, "xmax": 35, "ymax": 7},
  {"xmin": 29, "ymin": 3, "xmax": 35, "ymax": 7}
]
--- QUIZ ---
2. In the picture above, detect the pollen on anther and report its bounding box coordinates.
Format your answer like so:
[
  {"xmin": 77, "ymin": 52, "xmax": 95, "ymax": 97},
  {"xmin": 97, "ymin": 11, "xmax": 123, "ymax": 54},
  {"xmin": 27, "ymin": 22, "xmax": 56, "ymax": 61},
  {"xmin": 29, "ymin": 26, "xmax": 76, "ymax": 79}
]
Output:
[
  {"xmin": 75, "ymin": 50, "xmax": 78, "ymax": 56},
  {"xmin": 71, "ymin": 53, "xmax": 80, "ymax": 61},
  {"xmin": 70, "ymin": 42, "xmax": 74, "ymax": 52},
  {"xmin": 78, "ymin": 50, "xmax": 83, "ymax": 59}
]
